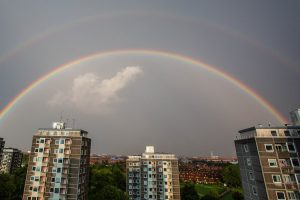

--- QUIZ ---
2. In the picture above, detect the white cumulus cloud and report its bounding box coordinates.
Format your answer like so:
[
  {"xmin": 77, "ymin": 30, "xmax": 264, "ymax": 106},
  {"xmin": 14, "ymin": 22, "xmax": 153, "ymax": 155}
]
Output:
[{"xmin": 48, "ymin": 66, "xmax": 142, "ymax": 114}]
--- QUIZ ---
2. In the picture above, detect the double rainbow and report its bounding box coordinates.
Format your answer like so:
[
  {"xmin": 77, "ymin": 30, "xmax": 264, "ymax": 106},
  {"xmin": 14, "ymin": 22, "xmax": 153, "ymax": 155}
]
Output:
[{"xmin": 0, "ymin": 49, "xmax": 287, "ymax": 123}]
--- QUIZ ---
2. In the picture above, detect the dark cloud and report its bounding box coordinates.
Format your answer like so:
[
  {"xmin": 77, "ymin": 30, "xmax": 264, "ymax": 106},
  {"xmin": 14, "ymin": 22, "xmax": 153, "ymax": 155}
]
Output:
[{"xmin": 0, "ymin": 0, "xmax": 299, "ymax": 156}]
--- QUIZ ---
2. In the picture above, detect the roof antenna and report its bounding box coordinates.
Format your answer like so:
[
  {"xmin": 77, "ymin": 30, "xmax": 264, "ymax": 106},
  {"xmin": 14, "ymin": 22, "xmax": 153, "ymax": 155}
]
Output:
[
  {"xmin": 60, "ymin": 111, "xmax": 63, "ymax": 122},
  {"xmin": 72, "ymin": 118, "xmax": 76, "ymax": 129}
]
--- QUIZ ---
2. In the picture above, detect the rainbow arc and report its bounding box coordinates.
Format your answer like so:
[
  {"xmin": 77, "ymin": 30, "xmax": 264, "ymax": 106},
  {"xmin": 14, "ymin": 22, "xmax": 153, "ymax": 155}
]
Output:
[{"xmin": 0, "ymin": 49, "xmax": 287, "ymax": 123}]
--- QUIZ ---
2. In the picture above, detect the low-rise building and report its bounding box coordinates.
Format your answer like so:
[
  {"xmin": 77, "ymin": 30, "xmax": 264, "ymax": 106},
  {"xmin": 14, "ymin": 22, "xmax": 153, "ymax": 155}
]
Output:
[{"xmin": 0, "ymin": 137, "xmax": 5, "ymax": 163}]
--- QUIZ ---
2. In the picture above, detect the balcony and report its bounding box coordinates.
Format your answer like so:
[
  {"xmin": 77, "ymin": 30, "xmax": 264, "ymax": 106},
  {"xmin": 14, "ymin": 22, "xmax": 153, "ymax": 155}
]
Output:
[{"xmin": 285, "ymin": 183, "xmax": 299, "ymax": 190}]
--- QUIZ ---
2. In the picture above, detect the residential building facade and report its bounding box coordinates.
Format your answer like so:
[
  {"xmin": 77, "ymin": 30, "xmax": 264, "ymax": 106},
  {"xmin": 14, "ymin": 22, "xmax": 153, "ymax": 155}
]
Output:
[
  {"xmin": 290, "ymin": 109, "xmax": 300, "ymax": 126},
  {"xmin": 23, "ymin": 122, "xmax": 91, "ymax": 200},
  {"xmin": 0, "ymin": 137, "xmax": 4, "ymax": 164},
  {"xmin": 235, "ymin": 124, "xmax": 300, "ymax": 200},
  {"xmin": 0, "ymin": 148, "xmax": 23, "ymax": 174},
  {"xmin": 126, "ymin": 146, "xmax": 181, "ymax": 200}
]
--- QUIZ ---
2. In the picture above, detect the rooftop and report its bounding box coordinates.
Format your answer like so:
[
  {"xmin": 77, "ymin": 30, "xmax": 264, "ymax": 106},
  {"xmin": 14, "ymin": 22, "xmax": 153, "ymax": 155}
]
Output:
[
  {"xmin": 239, "ymin": 125, "xmax": 300, "ymax": 133},
  {"xmin": 3, "ymin": 148, "xmax": 22, "ymax": 152}
]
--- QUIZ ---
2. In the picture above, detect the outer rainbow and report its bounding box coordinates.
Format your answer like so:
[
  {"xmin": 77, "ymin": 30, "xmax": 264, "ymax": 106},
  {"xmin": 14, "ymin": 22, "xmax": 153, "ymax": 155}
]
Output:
[{"xmin": 0, "ymin": 49, "xmax": 288, "ymax": 123}]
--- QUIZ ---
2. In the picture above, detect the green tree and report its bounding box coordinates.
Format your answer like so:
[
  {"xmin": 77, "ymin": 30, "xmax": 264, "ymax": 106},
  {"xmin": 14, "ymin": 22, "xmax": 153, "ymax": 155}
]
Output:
[
  {"xmin": 12, "ymin": 165, "xmax": 27, "ymax": 200},
  {"xmin": 112, "ymin": 165, "xmax": 126, "ymax": 191},
  {"xmin": 180, "ymin": 182, "xmax": 200, "ymax": 200},
  {"xmin": 0, "ymin": 173, "xmax": 16, "ymax": 200},
  {"xmin": 222, "ymin": 164, "xmax": 241, "ymax": 187},
  {"xmin": 89, "ymin": 164, "xmax": 128, "ymax": 200},
  {"xmin": 98, "ymin": 185, "xmax": 128, "ymax": 200}
]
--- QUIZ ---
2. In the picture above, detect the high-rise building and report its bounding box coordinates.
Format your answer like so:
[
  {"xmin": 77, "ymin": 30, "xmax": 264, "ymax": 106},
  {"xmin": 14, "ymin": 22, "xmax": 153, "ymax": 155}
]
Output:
[
  {"xmin": 0, "ymin": 137, "xmax": 4, "ymax": 163},
  {"xmin": 23, "ymin": 122, "xmax": 91, "ymax": 200},
  {"xmin": 126, "ymin": 146, "xmax": 181, "ymax": 200},
  {"xmin": 235, "ymin": 119, "xmax": 300, "ymax": 199},
  {"xmin": 290, "ymin": 109, "xmax": 300, "ymax": 126},
  {"xmin": 0, "ymin": 148, "xmax": 23, "ymax": 174}
]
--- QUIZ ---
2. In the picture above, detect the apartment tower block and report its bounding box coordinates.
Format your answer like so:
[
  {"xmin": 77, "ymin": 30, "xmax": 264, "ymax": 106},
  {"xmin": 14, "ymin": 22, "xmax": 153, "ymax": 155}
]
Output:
[
  {"xmin": 23, "ymin": 122, "xmax": 91, "ymax": 200},
  {"xmin": 235, "ymin": 109, "xmax": 300, "ymax": 200},
  {"xmin": 126, "ymin": 146, "xmax": 181, "ymax": 200}
]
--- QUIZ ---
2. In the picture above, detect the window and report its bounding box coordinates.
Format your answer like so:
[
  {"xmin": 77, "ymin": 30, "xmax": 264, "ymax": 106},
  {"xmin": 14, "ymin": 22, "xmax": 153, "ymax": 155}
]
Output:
[
  {"xmin": 291, "ymin": 158, "xmax": 300, "ymax": 167},
  {"xmin": 243, "ymin": 144, "xmax": 249, "ymax": 152},
  {"xmin": 60, "ymin": 139, "xmax": 65, "ymax": 144},
  {"xmin": 287, "ymin": 143, "xmax": 296, "ymax": 152},
  {"xmin": 276, "ymin": 144, "xmax": 288, "ymax": 152},
  {"xmin": 265, "ymin": 144, "xmax": 274, "ymax": 152},
  {"xmin": 295, "ymin": 174, "xmax": 300, "ymax": 184},
  {"xmin": 272, "ymin": 175, "xmax": 282, "ymax": 184},
  {"xmin": 55, "ymin": 140, "xmax": 59, "ymax": 145},
  {"xmin": 249, "ymin": 171, "xmax": 254, "ymax": 180},
  {"xmin": 276, "ymin": 191, "xmax": 286, "ymax": 200},
  {"xmin": 288, "ymin": 192, "xmax": 297, "ymax": 200},
  {"xmin": 246, "ymin": 158, "xmax": 252, "ymax": 166},
  {"xmin": 271, "ymin": 130, "xmax": 278, "ymax": 136},
  {"xmin": 54, "ymin": 188, "xmax": 60, "ymax": 193},
  {"xmin": 59, "ymin": 148, "xmax": 64, "ymax": 153},
  {"xmin": 279, "ymin": 159, "xmax": 291, "ymax": 167},
  {"xmin": 252, "ymin": 186, "xmax": 257, "ymax": 195},
  {"xmin": 284, "ymin": 130, "xmax": 291, "ymax": 136},
  {"xmin": 268, "ymin": 159, "xmax": 278, "ymax": 167},
  {"xmin": 283, "ymin": 175, "xmax": 292, "ymax": 184}
]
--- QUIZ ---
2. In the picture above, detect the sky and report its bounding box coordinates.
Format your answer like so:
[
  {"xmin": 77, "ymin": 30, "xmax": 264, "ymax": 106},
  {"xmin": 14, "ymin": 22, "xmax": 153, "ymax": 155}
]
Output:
[{"xmin": 0, "ymin": 0, "xmax": 300, "ymax": 156}]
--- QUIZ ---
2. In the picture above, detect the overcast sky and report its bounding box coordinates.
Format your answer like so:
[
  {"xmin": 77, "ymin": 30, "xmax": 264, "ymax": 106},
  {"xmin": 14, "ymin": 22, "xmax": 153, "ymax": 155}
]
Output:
[{"xmin": 0, "ymin": 1, "xmax": 300, "ymax": 156}]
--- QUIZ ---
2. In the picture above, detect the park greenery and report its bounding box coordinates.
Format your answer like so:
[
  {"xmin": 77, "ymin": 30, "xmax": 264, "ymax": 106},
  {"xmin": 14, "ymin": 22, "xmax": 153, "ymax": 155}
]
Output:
[
  {"xmin": 88, "ymin": 163, "xmax": 128, "ymax": 200},
  {"xmin": 180, "ymin": 164, "xmax": 243, "ymax": 200}
]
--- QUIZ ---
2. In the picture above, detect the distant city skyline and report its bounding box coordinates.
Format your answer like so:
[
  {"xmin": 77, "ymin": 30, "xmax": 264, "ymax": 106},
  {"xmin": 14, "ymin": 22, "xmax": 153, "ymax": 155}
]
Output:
[{"xmin": 0, "ymin": 1, "xmax": 299, "ymax": 156}]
